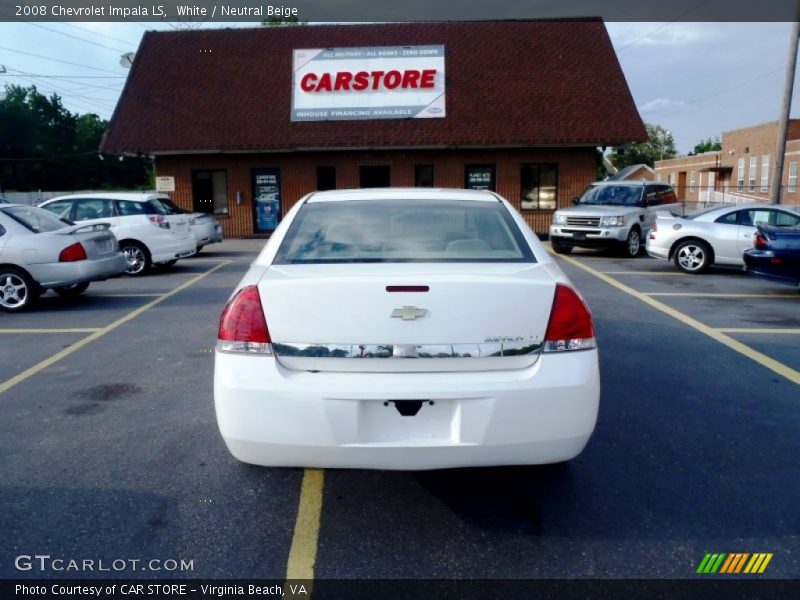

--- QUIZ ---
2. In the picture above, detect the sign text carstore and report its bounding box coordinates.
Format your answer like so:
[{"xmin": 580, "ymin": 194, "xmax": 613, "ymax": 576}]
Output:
[{"xmin": 292, "ymin": 45, "xmax": 446, "ymax": 121}]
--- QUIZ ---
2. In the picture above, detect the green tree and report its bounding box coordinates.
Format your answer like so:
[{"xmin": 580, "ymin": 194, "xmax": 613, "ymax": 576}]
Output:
[
  {"xmin": 689, "ymin": 137, "xmax": 722, "ymax": 155},
  {"xmin": 0, "ymin": 85, "xmax": 151, "ymax": 192},
  {"xmin": 606, "ymin": 123, "xmax": 677, "ymax": 170},
  {"xmin": 261, "ymin": 15, "xmax": 304, "ymax": 26}
]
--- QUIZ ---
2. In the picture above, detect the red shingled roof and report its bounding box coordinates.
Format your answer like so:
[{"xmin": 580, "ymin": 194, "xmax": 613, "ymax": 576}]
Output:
[{"xmin": 101, "ymin": 20, "xmax": 646, "ymax": 154}]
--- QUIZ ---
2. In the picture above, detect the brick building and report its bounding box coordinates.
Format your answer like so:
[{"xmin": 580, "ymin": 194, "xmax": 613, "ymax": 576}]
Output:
[
  {"xmin": 654, "ymin": 120, "xmax": 800, "ymax": 204},
  {"xmin": 101, "ymin": 20, "xmax": 645, "ymax": 237}
]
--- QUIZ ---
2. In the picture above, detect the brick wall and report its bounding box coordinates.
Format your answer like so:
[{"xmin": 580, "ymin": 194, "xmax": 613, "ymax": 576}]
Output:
[{"xmin": 155, "ymin": 147, "xmax": 597, "ymax": 237}]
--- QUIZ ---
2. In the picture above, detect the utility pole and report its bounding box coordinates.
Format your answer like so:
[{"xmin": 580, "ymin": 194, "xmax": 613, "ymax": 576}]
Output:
[{"xmin": 770, "ymin": 19, "xmax": 800, "ymax": 204}]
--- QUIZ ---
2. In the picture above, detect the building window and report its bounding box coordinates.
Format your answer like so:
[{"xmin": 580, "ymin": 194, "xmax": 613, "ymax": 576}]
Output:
[
  {"xmin": 748, "ymin": 157, "xmax": 757, "ymax": 192},
  {"xmin": 689, "ymin": 171, "xmax": 696, "ymax": 192},
  {"xmin": 465, "ymin": 165, "xmax": 496, "ymax": 191},
  {"xmin": 359, "ymin": 165, "xmax": 390, "ymax": 188},
  {"xmin": 414, "ymin": 165, "xmax": 434, "ymax": 187},
  {"xmin": 760, "ymin": 155, "xmax": 770, "ymax": 192},
  {"xmin": 192, "ymin": 170, "xmax": 228, "ymax": 215},
  {"xmin": 316, "ymin": 166, "xmax": 336, "ymax": 191},
  {"xmin": 789, "ymin": 162, "xmax": 798, "ymax": 193},
  {"xmin": 737, "ymin": 158, "xmax": 745, "ymax": 192},
  {"xmin": 520, "ymin": 164, "xmax": 558, "ymax": 210}
]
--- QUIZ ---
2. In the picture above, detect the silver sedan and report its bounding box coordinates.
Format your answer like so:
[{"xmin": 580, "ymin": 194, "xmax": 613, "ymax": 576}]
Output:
[
  {"xmin": 646, "ymin": 204, "xmax": 800, "ymax": 273},
  {"xmin": 0, "ymin": 204, "xmax": 127, "ymax": 312}
]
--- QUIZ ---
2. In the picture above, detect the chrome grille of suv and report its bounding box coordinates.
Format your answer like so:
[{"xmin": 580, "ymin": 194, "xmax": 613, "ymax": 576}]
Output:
[{"xmin": 566, "ymin": 216, "xmax": 601, "ymax": 227}]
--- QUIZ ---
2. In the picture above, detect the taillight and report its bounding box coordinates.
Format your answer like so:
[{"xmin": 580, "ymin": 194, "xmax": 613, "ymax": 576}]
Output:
[
  {"xmin": 754, "ymin": 232, "xmax": 769, "ymax": 249},
  {"xmin": 147, "ymin": 215, "xmax": 171, "ymax": 229},
  {"xmin": 543, "ymin": 284, "xmax": 596, "ymax": 353},
  {"xmin": 59, "ymin": 242, "xmax": 87, "ymax": 262},
  {"xmin": 216, "ymin": 285, "xmax": 273, "ymax": 355}
]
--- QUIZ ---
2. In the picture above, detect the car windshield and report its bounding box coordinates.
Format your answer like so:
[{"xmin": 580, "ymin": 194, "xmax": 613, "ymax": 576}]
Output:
[
  {"xmin": 145, "ymin": 199, "xmax": 172, "ymax": 215},
  {"xmin": 154, "ymin": 198, "xmax": 187, "ymax": 214},
  {"xmin": 578, "ymin": 185, "xmax": 644, "ymax": 206},
  {"xmin": 1, "ymin": 206, "xmax": 68, "ymax": 233},
  {"xmin": 274, "ymin": 199, "xmax": 535, "ymax": 264}
]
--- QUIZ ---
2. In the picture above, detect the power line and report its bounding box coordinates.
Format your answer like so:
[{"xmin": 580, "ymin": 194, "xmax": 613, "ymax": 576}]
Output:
[
  {"xmin": 0, "ymin": 151, "xmax": 98, "ymax": 163},
  {"xmin": 57, "ymin": 22, "xmax": 139, "ymax": 47},
  {"xmin": 0, "ymin": 74, "xmax": 126, "ymax": 79},
  {"xmin": 4, "ymin": 68, "xmax": 125, "ymax": 92},
  {"xmin": 0, "ymin": 45, "xmax": 122, "ymax": 75},
  {"xmin": 640, "ymin": 67, "xmax": 785, "ymax": 115},
  {"xmin": 26, "ymin": 22, "xmax": 130, "ymax": 54},
  {"xmin": 615, "ymin": 1, "xmax": 709, "ymax": 53}
]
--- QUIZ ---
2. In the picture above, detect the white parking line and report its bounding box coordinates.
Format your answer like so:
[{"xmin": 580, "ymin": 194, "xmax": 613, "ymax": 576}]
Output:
[
  {"xmin": 89, "ymin": 293, "xmax": 163, "ymax": 298},
  {"xmin": 600, "ymin": 271, "xmax": 688, "ymax": 275}
]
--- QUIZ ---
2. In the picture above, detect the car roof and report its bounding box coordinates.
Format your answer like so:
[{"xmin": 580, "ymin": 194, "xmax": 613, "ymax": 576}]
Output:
[
  {"xmin": 41, "ymin": 192, "xmax": 169, "ymax": 204},
  {"xmin": 305, "ymin": 188, "xmax": 500, "ymax": 203}
]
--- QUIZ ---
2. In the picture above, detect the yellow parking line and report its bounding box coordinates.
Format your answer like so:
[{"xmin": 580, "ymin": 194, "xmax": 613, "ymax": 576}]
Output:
[
  {"xmin": 0, "ymin": 260, "xmax": 231, "ymax": 396},
  {"xmin": 286, "ymin": 468, "xmax": 325, "ymax": 582},
  {"xmin": 0, "ymin": 328, "xmax": 101, "ymax": 334},
  {"xmin": 647, "ymin": 292, "xmax": 798, "ymax": 298},
  {"xmin": 717, "ymin": 328, "xmax": 800, "ymax": 334},
  {"xmin": 91, "ymin": 293, "xmax": 163, "ymax": 298},
  {"xmin": 556, "ymin": 254, "xmax": 800, "ymax": 385}
]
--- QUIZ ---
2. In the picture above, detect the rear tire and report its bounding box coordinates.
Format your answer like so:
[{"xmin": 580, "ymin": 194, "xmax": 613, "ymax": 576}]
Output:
[
  {"xmin": 551, "ymin": 241, "xmax": 573, "ymax": 255},
  {"xmin": 673, "ymin": 239, "xmax": 711, "ymax": 273},
  {"xmin": 0, "ymin": 267, "xmax": 40, "ymax": 312},
  {"xmin": 54, "ymin": 282, "xmax": 90, "ymax": 297},
  {"xmin": 120, "ymin": 241, "xmax": 151, "ymax": 276}
]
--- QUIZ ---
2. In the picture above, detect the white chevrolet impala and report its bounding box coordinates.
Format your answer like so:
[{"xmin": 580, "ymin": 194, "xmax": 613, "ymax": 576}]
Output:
[{"xmin": 214, "ymin": 188, "xmax": 600, "ymax": 470}]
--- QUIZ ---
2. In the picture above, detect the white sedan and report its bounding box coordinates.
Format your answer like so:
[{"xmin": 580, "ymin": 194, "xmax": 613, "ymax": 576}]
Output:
[
  {"xmin": 0, "ymin": 204, "xmax": 126, "ymax": 311},
  {"xmin": 214, "ymin": 188, "xmax": 600, "ymax": 470},
  {"xmin": 646, "ymin": 204, "xmax": 800, "ymax": 273}
]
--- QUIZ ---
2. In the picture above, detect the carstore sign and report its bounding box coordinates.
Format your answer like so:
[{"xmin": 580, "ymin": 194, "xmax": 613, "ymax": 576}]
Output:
[{"xmin": 291, "ymin": 45, "xmax": 446, "ymax": 121}]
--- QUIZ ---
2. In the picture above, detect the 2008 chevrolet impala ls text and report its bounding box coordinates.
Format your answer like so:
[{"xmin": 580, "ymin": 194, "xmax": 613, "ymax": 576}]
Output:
[{"xmin": 214, "ymin": 188, "xmax": 600, "ymax": 470}]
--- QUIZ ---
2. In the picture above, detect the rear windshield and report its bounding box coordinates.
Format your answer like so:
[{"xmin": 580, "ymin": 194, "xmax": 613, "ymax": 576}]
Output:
[
  {"xmin": 1, "ymin": 206, "xmax": 68, "ymax": 233},
  {"xmin": 578, "ymin": 185, "xmax": 644, "ymax": 207},
  {"xmin": 274, "ymin": 200, "xmax": 535, "ymax": 264}
]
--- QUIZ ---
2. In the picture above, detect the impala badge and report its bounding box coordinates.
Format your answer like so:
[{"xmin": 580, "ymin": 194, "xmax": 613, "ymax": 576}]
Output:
[{"xmin": 391, "ymin": 306, "xmax": 427, "ymax": 321}]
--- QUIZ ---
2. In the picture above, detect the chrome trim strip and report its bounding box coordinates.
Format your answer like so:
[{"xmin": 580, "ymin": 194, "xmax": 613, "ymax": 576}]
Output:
[{"xmin": 271, "ymin": 342, "xmax": 543, "ymax": 358}]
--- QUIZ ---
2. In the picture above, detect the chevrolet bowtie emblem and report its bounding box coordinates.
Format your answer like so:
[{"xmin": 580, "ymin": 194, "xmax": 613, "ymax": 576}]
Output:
[{"xmin": 391, "ymin": 306, "xmax": 427, "ymax": 320}]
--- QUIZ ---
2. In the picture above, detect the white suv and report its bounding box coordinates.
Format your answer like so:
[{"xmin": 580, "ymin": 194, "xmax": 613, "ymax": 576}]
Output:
[
  {"xmin": 39, "ymin": 193, "xmax": 196, "ymax": 275},
  {"xmin": 550, "ymin": 182, "xmax": 682, "ymax": 257}
]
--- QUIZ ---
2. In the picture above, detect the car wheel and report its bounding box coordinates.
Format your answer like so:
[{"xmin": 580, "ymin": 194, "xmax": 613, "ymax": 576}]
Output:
[
  {"xmin": 551, "ymin": 241, "xmax": 573, "ymax": 255},
  {"xmin": 120, "ymin": 241, "xmax": 151, "ymax": 276},
  {"xmin": 674, "ymin": 240, "xmax": 711, "ymax": 273},
  {"xmin": 0, "ymin": 267, "xmax": 40, "ymax": 312},
  {"xmin": 54, "ymin": 282, "xmax": 90, "ymax": 297},
  {"xmin": 622, "ymin": 227, "xmax": 642, "ymax": 258}
]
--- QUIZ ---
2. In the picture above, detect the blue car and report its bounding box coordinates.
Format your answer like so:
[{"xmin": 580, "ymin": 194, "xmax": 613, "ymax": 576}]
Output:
[{"xmin": 743, "ymin": 225, "xmax": 800, "ymax": 287}]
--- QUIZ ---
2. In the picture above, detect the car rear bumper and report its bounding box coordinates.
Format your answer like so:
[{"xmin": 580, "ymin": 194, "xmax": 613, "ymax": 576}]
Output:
[
  {"xmin": 214, "ymin": 349, "xmax": 600, "ymax": 470},
  {"xmin": 29, "ymin": 254, "xmax": 127, "ymax": 288},
  {"xmin": 149, "ymin": 235, "xmax": 197, "ymax": 264},
  {"xmin": 191, "ymin": 222, "xmax": 223, "ymax": 246},
  {"xmin": 744, "ymin": 252, "xmax": 800, "ymax": 286}
]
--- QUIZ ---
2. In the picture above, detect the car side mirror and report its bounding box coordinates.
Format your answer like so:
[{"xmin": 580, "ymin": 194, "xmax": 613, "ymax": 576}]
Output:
[{"xmin": 572, "ymin": 197, "xmax": 580, "ymax": 205}]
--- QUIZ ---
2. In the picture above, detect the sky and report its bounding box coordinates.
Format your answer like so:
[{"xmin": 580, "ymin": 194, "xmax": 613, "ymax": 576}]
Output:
[{"xmin": 0, "ymin": 21, "xmax": 798, "ymax": 154}]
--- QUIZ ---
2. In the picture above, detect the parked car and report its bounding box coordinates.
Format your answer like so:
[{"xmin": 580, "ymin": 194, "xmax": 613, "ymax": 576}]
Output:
[
  {"xmin": 39, "ymin": 193, "xmax": 196, "ymax": 275},
  {"xmin": 549, "ymin": 181, "xmax": 681, "ymax": 257},
  {"xmin": 214, "ymin": 188, "xmax": 600, "ymax": 470},
  {"xmin": 157, "ymin": 197, "xmax": 223, "ymax": 252},
  {"xmin": 743, "ymin": 225, "xmax": 800, "ymax": 287},
  {"xmin": 646, "ymin": 204, "xmax": 800, "ymax": 273},
  {"xmin": 0, "ymin": 204, "xmax": 126, "ymax": 311}
]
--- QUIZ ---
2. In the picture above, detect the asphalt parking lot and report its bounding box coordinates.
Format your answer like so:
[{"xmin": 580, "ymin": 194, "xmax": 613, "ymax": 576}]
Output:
[{"xmin": 0, "ymin": 240, "xmax": 798, "ymax": 582}]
